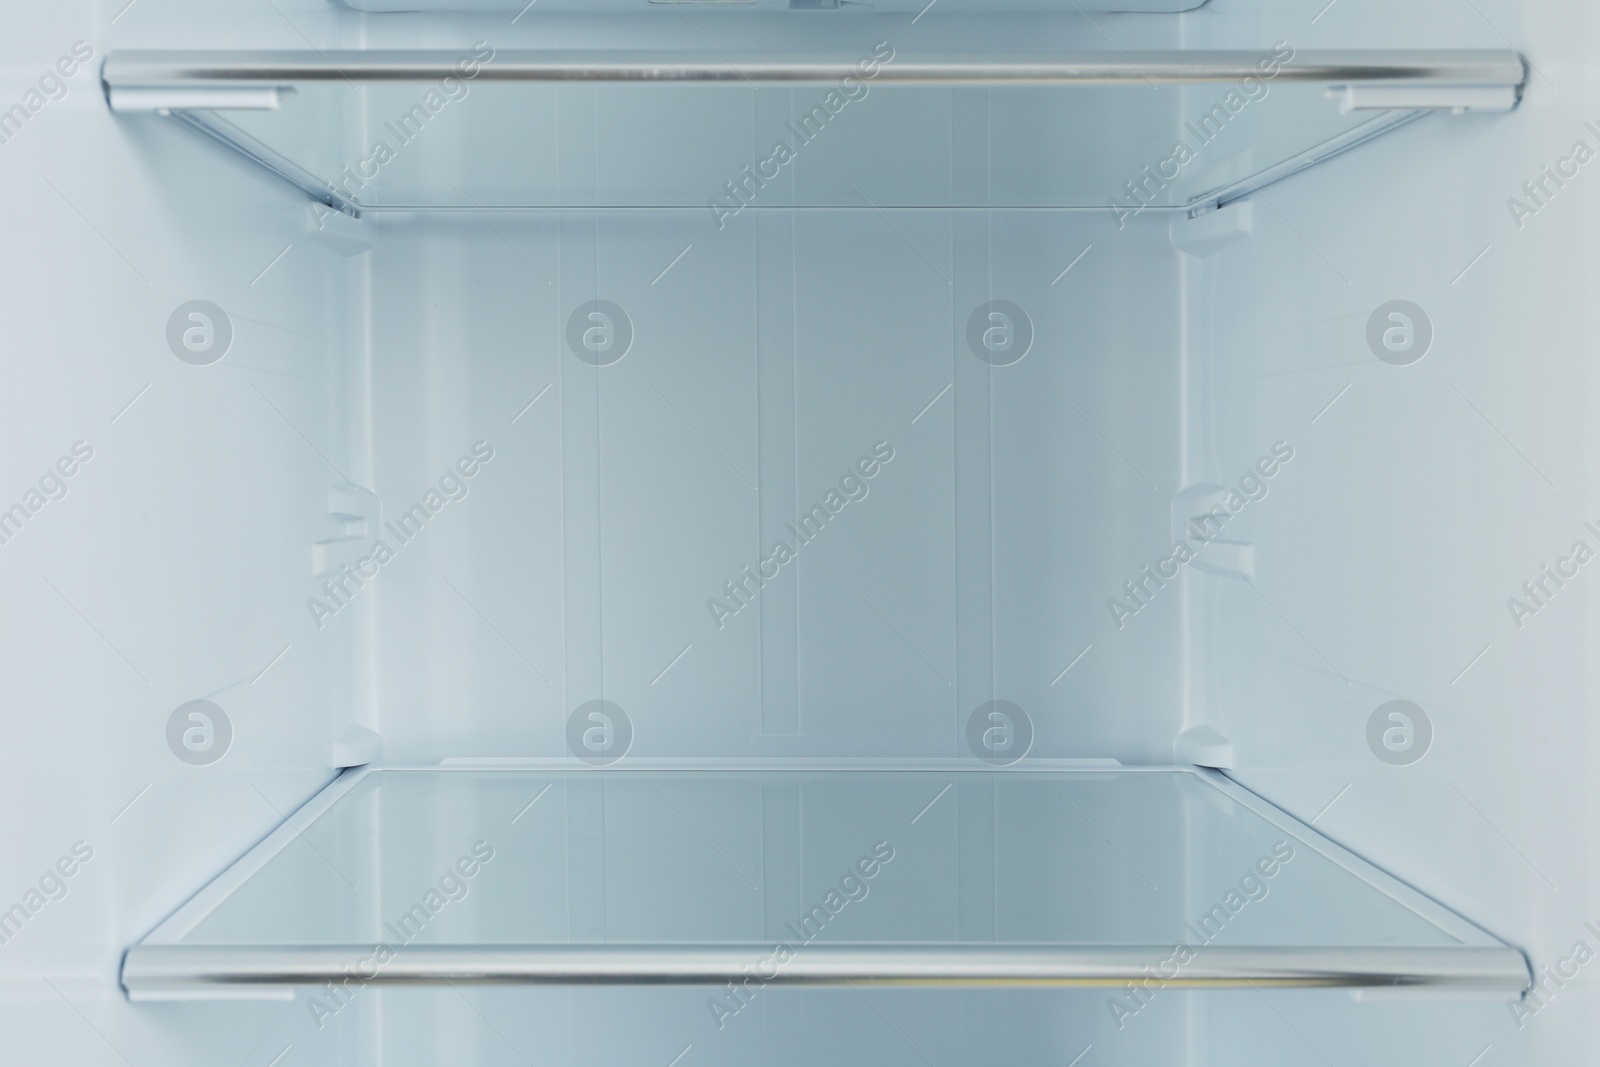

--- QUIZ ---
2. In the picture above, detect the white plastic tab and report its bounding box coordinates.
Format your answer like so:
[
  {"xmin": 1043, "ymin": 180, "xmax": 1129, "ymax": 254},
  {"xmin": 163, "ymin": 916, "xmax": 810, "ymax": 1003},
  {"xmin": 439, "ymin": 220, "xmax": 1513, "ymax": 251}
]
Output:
[
  {"xmin": 1192, "ymin": 538, "xmax": 1256, "ymax": 579},
  {"xmin": 1172, "ymin": 484, "xmax": 1256, "ymax": 579},
  {"xmin": 313, "ymin": 485, "xmax": 379, "ymax": 578},
  {"xmin": 305, "ymin": 202, "xmax": 373, "ymax": 256},
  {"xmin": 108, "ymin": 86, "xmax": 284, "ymax": 112},
  {"xmin": 1171, "ymin": 199, "xmax": 1253, "ymax": 256},
  {"xmin": 332, "ymin": 726, "xmax": 382, "ymax": 768},
  {"xmin": 126, "ymin": 985, "xmax": 295, "ymax": 1004},
  {"xmin": 1349, "ymin": 986, "xmax": 1515, "ymax": 1003},
  {"xmin": 1175, "ymin": 725, "xmax": 1235, "ymax": 769},
  {"xmin": 1334, "ymin": 84, "xmax": 1519, "ymax": 113}
]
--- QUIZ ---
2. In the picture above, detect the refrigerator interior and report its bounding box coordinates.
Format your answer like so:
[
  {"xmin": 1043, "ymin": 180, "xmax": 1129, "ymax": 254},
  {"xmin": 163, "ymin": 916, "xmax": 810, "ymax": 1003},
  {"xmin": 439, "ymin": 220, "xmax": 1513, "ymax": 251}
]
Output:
[{"xmin": 0, "ymin": 0, "xmax": 1594, "ymax": 1065}]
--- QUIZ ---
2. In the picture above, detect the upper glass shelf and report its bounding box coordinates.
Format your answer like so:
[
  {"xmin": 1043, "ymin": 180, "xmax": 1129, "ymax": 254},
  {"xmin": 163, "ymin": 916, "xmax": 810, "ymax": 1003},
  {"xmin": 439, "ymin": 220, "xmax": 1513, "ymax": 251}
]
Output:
[
  {"xmin": 102, "ymin": 48, "xmax": 1525, "ymax": 215},
  {"xmin": 122, "ymin": 764, "xmax": 1528, "ymax": 999}
]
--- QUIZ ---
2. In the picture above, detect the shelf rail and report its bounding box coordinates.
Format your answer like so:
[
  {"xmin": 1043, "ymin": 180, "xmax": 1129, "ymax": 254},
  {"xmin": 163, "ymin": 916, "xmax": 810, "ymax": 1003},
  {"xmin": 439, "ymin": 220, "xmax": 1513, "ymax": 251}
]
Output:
[
  {"xmin": 122, "ymin": 943, "xmax": 1532, "ymax": 1000},
  {"xmin": 104, "ymin": 48, "xmax": 1526, "ymax": 91},
  {"xmin": 101, "ymin": 48, "xmax": 1525, "ymax": 217}
]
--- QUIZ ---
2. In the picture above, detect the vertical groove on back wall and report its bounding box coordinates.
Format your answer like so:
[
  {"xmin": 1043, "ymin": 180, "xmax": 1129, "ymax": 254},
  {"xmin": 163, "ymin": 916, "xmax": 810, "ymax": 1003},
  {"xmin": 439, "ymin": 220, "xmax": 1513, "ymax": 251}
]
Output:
[
  {"xmin": 756, "ymin": 212, "xmax": 801, "ymax": 743},
  {"xmin": 951, "ymin": 89, "xmax": 995, "ymax": 755},
  {"xmin": 953, "ymin": 224, "xmax": 996, "ymax": 754},
  {"xmin": 350, "ymin": 247, "xmax": 380, "ymax": 739},
  {"xmin": 560, "ymin": 208, "xmax": 605, "ymax": 723}
]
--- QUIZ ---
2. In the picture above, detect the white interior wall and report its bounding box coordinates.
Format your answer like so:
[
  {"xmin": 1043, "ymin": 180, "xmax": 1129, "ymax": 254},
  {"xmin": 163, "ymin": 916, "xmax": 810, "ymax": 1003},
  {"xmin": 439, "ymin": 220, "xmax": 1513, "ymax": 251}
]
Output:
[
  {"xmin": 362, "ymin": 207, "xmax": 1184, "ymax": 764},
  {"xmin": 0, "ymin": 3, "xmax": 362, "ymax": 1066},
  {"xmin": 1185, "ymin": 0, "xmax": 1599, "ymax": 1063}
]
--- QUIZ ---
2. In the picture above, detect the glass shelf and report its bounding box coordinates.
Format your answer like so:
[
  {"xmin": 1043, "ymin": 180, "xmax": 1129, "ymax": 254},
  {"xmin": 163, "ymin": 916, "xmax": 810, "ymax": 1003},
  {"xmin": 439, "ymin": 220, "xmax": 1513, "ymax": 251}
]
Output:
[
  {"xmin": 102, "ymin": 49, "xmax": 1525, "ymax": 216},
  {"xmin": 123, "ymin": 764, "xmax": 1528, "ymax": 999}
]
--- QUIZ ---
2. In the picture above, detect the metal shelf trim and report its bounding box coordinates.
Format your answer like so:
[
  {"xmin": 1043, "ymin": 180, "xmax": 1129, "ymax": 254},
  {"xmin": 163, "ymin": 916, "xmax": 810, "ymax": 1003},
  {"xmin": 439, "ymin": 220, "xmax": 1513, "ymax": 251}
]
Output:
[
  {"xmin": 102, "ymin": 49, "xmax": 1526, "ymax": 91},
  {"xmin": 123, "ymin": 943, "xmax": 1530, "ymax": 998}
]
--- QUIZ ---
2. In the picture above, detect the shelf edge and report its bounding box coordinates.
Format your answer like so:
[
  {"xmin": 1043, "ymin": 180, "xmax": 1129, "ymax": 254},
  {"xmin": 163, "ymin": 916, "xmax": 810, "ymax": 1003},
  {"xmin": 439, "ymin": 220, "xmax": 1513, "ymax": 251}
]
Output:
[
  {"xmin": 122, "ymin": 943, "xmax": 1531, "ymax": 1000},
  {"xmin": 102, "ymin": 49, "xmax": 1527, "ymax": 90}
]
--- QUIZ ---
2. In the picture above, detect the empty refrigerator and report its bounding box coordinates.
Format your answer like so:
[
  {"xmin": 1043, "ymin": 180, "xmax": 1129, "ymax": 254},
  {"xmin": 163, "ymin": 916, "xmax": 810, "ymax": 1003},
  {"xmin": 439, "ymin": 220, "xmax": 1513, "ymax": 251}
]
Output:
[{"xmin": 0, "ymin": 0, "xmax": 1594, "ymax": 1064}]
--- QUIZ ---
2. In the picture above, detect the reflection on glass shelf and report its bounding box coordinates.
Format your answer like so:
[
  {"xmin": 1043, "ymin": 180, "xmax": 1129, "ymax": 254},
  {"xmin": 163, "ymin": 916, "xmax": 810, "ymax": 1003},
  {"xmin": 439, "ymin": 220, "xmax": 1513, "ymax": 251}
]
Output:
[
  {"xmin": 103, "ymin": 49, "xmax": 1525, "ymax": 214},
  {"xmin": 123, "ymin": 766, "xmax": 1528, "ymax": 999}
]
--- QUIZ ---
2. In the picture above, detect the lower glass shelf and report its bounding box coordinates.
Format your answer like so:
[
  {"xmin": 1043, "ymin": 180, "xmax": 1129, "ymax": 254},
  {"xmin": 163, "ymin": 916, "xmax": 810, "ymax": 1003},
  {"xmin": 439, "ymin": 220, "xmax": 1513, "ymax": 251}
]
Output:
[{"xmin": 122, "ymin": 764, "xmax": 1528, "ymax": 1000}]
